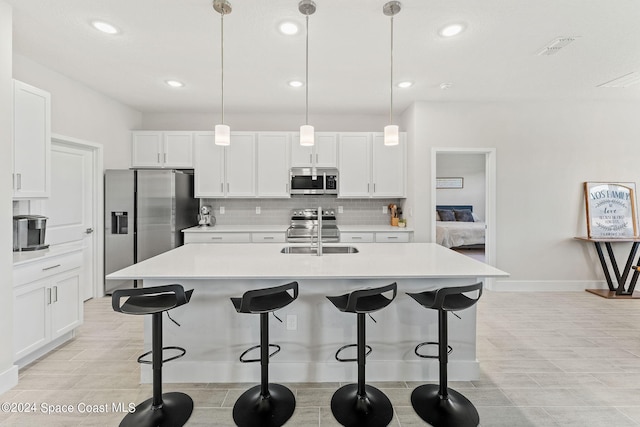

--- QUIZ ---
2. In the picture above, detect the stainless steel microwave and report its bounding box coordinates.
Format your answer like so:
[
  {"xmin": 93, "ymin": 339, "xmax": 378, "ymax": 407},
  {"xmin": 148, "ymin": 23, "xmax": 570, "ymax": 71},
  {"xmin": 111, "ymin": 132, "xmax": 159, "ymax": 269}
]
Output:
[{"xmin": 290, "ymin": 167, "xmax": 338, "ymax": 195}]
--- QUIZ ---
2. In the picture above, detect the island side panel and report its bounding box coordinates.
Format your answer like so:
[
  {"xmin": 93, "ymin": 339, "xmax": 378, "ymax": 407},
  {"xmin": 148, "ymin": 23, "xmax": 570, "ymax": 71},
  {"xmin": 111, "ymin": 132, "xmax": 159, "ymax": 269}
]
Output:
[{"xmin": 139, "ymin": 277, "xmax": 480, "ymax": 383}]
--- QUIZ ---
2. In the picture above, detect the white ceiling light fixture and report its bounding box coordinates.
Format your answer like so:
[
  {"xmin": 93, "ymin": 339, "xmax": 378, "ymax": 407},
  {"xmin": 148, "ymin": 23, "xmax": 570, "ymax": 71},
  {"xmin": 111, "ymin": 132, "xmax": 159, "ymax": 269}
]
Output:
[
  {"xmin": 279, "ymin": 21, "xmax": 300, "ymax": 35},
  {"xmin": 383, "ymin": 1, "xmax": 402, "ymax": 146},
  {"xmin": 397, "ymin": 81, "xmax": 413, "ymax": 88},
  {"xmin": 91, "ymin": 20, "xmax": 120, "ymax": 35},
  {"xmin": 439, "ymin": 23, "xmax": 465, "ymax": 38},
  {"xmin": 165, "ymin": 80, "xmax": 184, "ymax": 88},
  {"xmin": 289, "ymin": 80, "xmax": 304, "ymax": 88},
  {"xmin": 213, "ymin": 0, "xmax": 232, "ymax": 146},
  {"xmin": 299, "ymin": 0, "xmax": 316, "ymax": 147}
]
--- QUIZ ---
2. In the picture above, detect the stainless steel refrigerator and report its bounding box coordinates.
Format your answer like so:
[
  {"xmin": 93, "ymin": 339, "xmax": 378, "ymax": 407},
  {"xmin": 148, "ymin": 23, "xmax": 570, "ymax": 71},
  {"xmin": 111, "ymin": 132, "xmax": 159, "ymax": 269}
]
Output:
[{"xmin": 104, "ymin": 169, "xmax": 199, "ymax": 293}]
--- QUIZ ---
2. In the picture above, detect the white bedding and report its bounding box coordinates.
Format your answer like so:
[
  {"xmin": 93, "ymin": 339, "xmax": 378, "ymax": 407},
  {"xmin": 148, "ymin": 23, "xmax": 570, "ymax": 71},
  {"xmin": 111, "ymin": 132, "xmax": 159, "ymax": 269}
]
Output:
[{"xmin": 436, "ymin": 221, "xmax": 485, "ymax": 248}]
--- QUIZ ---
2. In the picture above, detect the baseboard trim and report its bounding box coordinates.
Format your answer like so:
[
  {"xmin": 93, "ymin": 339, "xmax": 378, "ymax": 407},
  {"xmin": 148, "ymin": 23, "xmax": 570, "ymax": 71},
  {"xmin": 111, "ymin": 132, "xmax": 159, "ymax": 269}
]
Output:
[
  {"xmin": 488, "ymin": 280, "xmax": 608, "ymax": 292},
  {"xmin": 0, "ymin": 365, "xmax": 18, "ymax": 394}
]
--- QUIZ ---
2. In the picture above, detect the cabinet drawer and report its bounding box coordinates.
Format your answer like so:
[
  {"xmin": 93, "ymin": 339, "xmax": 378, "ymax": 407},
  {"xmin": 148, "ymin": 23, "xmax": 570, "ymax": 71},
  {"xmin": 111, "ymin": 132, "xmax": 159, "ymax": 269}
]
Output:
[
  {"xmin": 14, "ymin": 251, "xmax": 83, "ymax": 287},
  {"xmin": 375, "ymin": 232, "xmax": 410, "ymax": 243},
  {"xmin": 184, "ymin": 233, "xmax": 251, "ymax": 244},
  {"xmin": 340, "ymin": 232, "xmax": 374, "ymax": 243},
  {"xmin": 252, "ymin": 233, "xmax": 286, "ymax": 243}
]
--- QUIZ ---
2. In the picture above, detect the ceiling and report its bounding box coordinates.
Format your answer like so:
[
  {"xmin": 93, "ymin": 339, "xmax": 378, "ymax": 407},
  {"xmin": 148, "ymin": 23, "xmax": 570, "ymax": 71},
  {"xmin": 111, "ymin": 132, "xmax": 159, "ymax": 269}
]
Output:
[{"xmin": 5, "ymin": 0, "xmax": 640, "ymax": 115}]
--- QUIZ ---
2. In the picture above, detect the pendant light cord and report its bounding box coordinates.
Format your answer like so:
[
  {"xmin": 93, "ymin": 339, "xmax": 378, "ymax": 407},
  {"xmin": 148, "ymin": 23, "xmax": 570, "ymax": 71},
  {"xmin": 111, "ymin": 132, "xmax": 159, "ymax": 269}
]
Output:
[
  {"xmin": 305, "ymin": 14, "xmax": 309, "ymax": 126},
  {"xmin": 389, "ymin": 15, "xmax": 394, "ymax": 126},
  {"xmin": 220, "ymin": 11, "xmax": 225, "ymax": 124}
]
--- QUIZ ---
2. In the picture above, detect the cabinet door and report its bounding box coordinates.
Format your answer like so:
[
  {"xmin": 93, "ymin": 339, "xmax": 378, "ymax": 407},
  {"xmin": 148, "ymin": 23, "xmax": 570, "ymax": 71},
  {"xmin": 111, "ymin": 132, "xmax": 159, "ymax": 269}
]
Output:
[
  {"xmin": 257, "ymin": 133, "xmax": 290, "ymax": 197},
  {"xmin": 51, "ymin": 270, "xmax": 82, "ymax": 339},
  {"xmin": 226, "ymin": 133, "xmax": 256, "ymax": 197},
  {"xmin": 13, "ymin": 80, "xmax": 51, "ymax": 198},
  {"xmin": 371, "ymin": 133, "xmax": 406, "ymax": 197},
  {"xmin": 132, "ymin": 132, "xmax": 162, "ymax": 167},
  {"xmin": 315, "ymin": 133, "xmax": 338, "ymax": 167},
  {"xmin": 290, "ymin": 133, "xmax": 314, "ymax": 167},
  {"xmin": 194, "ymin": 132, "xmax": 225, "ymax": 197},
  {"xmin": 338, "ymin": 133, "xmax": 371, "ymax": 197},
  {"xmin": 163, "ymin": 132, "xmax": 193, "ymax": 168},
  {"xmin": 14, "ymin": 280, "xmax": 50, "ymax": 360}
]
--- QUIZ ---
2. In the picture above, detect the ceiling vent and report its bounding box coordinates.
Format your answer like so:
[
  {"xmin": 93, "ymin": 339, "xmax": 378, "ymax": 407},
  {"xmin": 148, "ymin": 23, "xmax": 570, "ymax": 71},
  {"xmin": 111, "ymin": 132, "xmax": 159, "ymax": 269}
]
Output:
[
  {"xmin": 597, "ymin": 72, "xmax": 640, "ymax": 88},
  {"xmin": 536, "ymin": 37, "xmax": 578, "ymax": 56}
]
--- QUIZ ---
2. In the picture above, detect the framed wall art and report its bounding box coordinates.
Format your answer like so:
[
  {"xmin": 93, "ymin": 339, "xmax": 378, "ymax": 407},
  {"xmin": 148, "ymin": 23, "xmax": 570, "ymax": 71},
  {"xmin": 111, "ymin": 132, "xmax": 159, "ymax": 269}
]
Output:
[
  {"xmin": 584, "ymin": 182, "xmax": 638, "ymax": 238},
  {"xmin": 436, "ymin": 177, "xmax": 464, "ymax": 189}
]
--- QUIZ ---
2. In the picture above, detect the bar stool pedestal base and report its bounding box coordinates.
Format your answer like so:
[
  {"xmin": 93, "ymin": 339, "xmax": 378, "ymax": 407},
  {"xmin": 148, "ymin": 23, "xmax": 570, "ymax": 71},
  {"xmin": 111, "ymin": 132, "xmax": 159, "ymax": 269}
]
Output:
[
  {"xmin": 330, "ymin": 384, "xmax": 393, "ymax": 427},
  {"xmin": 411, "ymin": 384, "xmax": 479, "ymax": 427},
  {"xmin": 232, "ymin": 383, "xmax": 295, "ymax": 427},
  {"xmin": 119, "ymin": 392, "xmax": 193, "ymax": 427}
]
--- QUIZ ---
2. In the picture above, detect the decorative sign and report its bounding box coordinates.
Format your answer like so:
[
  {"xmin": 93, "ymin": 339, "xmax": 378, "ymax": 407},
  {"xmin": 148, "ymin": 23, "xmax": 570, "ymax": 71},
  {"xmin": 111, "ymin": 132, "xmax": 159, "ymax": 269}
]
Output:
[
  {"xmin": 436, "ymin": 177, "xmax": 464, "ymax": 189},
  {"xmin": 584, "ymin": 182, "xmax": 638, "ymax": 238}
]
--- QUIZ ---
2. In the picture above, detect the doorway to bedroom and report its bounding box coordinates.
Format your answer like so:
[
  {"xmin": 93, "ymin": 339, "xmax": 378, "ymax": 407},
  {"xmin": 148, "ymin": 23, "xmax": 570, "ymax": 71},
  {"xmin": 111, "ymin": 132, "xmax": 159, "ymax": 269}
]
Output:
[{"xmin": 430, "ymin": 148, "xmax": 497, "ymax": 274}]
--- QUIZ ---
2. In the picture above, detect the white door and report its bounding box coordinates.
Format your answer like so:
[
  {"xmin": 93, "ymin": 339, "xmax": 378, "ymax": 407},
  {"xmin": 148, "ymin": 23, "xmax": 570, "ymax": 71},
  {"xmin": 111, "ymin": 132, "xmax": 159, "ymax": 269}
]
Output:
[{"xmin": 43, "ymin": 143, "xmax": 96, "ymax": 300}]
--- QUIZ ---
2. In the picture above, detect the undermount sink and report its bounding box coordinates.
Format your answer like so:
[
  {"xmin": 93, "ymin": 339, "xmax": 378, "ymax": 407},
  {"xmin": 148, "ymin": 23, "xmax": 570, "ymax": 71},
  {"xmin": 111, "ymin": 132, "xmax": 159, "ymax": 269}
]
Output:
[{"xmin": 280, "ymin": 246, "xmax": 359, "ymax": 254}]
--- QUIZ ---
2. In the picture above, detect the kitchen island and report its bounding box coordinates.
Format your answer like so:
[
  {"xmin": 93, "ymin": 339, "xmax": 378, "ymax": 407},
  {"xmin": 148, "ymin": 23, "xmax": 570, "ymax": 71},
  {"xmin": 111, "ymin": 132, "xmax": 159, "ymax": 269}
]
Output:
[{"xmin": 107, "ymin": 242, "xmax": 507, "ymax": 383}]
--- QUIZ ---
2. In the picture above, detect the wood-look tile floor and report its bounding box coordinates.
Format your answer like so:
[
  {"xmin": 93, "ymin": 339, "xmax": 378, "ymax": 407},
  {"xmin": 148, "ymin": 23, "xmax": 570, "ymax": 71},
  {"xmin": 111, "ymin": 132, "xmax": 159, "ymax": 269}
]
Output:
[{"xmin": 2, "ymin": 290, "xmax": 640, "ymax": 426}]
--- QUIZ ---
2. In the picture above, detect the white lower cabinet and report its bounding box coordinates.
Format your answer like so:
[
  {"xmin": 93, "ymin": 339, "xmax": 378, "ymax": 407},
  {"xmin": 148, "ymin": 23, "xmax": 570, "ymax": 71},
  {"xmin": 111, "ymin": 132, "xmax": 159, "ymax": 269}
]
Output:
[{"xmin": 13, "ymin": 251, "xmax": 83, "ymax": 362}]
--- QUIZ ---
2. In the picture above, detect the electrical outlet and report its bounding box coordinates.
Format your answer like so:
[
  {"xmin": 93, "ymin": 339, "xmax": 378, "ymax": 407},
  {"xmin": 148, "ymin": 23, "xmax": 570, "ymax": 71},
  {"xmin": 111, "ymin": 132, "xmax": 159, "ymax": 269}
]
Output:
[
  {"xmin": 338, "ymin": 206, "xmax": 343, "ymax": 214},
  {"xmin": 256, "ymin": 206, "xmax": 261, "ymax": 214},
  {"xmin": 382, "ymin": 206, "xmax": 388, "ymax": 214},
  {"xmin": 219, "ymin": 206, "xmax": 225, "ymax": 214},
  {"xmin": 286, "ymin": 315, "xmax": 297, "ymax": 331}
]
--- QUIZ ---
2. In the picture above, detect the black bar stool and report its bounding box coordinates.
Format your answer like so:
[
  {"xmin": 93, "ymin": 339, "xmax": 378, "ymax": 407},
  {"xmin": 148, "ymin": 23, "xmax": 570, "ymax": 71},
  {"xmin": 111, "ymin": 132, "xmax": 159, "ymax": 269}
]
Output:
[
  {"xmin": 112, "ymin": 284, "xmax": 194, "ymax": 427},
  {"xmin": 406, "ymin": 283, "xmax": 483, "ymax": 427},
  {"xmin": 230, "ymin": 281, "xmax": 299, "ymax": 427},
  {"xmin": 327, "ymin": 282, "xmax": 397, "ymax": 427}
]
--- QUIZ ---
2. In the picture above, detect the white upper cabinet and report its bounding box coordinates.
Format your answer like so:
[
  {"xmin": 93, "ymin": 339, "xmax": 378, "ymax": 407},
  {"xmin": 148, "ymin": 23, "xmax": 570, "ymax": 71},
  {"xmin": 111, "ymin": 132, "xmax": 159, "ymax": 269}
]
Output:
[
  {"xmin": 194, "ymin": 132, "xmax": 256, "ymax": 198},
  {"xmin": 291, "ymin": 132, "xmax": 337, "ymax": 167},
  {"xmin": 257, "ymin": 133, "xmax": 291, "ymax": 198},
  {"xmin": 131, "ymin": 131, "xmax": 193, "ymax": 168},
  {"xmin": 13, "ymin": 80, "xmax": 51, "ymax": 199},
  {"xmin": 338, "ymin": 132, "xmax": 406, "ymax": 198}
]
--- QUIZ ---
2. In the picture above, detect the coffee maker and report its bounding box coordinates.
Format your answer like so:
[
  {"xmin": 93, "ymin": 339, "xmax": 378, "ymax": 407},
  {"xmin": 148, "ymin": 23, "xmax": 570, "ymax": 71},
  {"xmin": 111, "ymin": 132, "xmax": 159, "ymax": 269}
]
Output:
[{"xmin": 13, "ymin": 215, "xmax": 49, "ymax": 251}]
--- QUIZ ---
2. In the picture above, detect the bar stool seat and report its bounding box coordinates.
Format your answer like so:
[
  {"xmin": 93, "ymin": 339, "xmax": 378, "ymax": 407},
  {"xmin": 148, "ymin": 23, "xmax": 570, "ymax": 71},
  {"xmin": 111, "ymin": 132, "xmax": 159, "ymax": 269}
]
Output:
[
  {"xmin": 327, "ymin": 282, "xmax": 397, "ymax": 427},
  {"xmin": 231, "ymin": 281, "xmax": 299, "ymax": 427},
  {"xmin": 112, "ymin": 284, "xmax": 194, "ymax": 427},
  {"xmin": 407, "ymin": 283, "xmax": 483, "ymax": 427}
]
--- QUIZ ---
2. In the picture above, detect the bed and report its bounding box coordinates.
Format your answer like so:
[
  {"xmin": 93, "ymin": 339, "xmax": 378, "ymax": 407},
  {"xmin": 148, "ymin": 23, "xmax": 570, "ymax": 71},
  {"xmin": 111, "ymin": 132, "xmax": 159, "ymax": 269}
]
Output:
[{"xmin": 435, "ymin": 205, "xmax": 485, "ymax": 249}]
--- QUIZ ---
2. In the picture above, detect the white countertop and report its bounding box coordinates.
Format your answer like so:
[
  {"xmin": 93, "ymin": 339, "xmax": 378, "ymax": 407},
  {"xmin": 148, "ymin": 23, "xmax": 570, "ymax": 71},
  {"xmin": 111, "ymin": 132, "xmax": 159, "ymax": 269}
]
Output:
[
  {"xmin": 107, "ymin": 242, "xmax": 507, "ymax": 281},
  {"xmin": 13, "ymin": 243, "xmax": 83, "ymax": 266},
  {"xmin": 182, "ymin": 224, "xmax": 413, "ymax": 233}
]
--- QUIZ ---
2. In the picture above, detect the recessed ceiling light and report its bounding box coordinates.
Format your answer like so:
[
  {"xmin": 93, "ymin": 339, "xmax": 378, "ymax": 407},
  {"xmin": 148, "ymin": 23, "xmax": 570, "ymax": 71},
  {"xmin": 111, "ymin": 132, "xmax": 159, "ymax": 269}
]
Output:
[
  {"xmin": 279, "ymin": 21, "xmax": 299, "ymax": 35},
  {"xmin": 397, "ymin": 81, "xmax": 413, "ymax": 88},
  {"xmin": 439, "ymin": 23, "xmax": 465, "ymax": 38},
  {"xmin": 91, "ymin": 20, "xmax": 120, "ymax": 35},
  {"xmin": 165, "ymin": 80, "xmax": 184, "ymax": 88},
  {"xmin": 288, "ymin": 80, "xmax": 304, "ymax": 88}
]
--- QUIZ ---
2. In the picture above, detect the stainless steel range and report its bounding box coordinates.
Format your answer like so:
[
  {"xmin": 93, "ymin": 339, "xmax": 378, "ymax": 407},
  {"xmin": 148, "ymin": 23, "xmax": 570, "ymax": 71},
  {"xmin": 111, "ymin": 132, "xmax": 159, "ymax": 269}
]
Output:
[{"xmin": 286, "ymin": 208, "xmax": 340, "ymax": 242}]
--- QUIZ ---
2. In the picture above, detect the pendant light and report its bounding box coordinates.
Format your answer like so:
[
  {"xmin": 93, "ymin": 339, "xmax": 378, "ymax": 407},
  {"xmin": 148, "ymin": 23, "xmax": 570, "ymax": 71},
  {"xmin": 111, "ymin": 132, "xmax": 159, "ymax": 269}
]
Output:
[
  {"xmin": 299, "ymin": 0, "xmax": 316, "ymax": 147},
  {"xmin": 214, "ymin": 0, "xmax": 232, "ymax": 146},
  {"xmin": 383, "ymin": 1, "xmax": 401, "ymax": 146}
]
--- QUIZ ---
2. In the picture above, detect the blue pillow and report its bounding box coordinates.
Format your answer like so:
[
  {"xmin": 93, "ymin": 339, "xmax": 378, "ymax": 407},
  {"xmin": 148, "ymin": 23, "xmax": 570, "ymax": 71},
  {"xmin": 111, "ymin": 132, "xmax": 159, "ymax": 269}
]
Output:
[
  {"xmin": 437, "ymin": 209, "xmax": 456, "ymax": 222},
  {"xmin": 454, "ymin": 209, "xmax": 474, "ymax": 222}
]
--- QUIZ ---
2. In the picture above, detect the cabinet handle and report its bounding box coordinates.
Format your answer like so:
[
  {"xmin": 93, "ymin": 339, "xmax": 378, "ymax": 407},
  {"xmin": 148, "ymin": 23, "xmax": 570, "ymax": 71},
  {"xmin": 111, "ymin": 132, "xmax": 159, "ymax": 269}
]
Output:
[
  {"xmin": 164, "ymin": 153, "xmax": 167, "ymax": 163},
  {"xmin": 42, "ymin": 264, "xmax": 61, "ymax": 271},
  {"xmin": 227, "ymin": 183, "xmax": 230, "ymax": 193},
  {"xmin": 367, "ymin": 183, "xmax": 370, "ymax": 193},
  {"xmin": 352, "ymin": 236, "xmax": 362, "ymax": 239},
  {"xmin": 17, "ymin": 173, "xmax": 22, "ymax": 190},
  {"xmin": 221, "ymin": 183, "xmax": 224, "ymax": 192},
  {"xmin": 211, "ymin": 237, "xmax": 223, "ymax": 240},
  {"xmin": 309, "ymin": 154, "xmax": 312, "ymax": 164},
  {"xmin": 316, "ymin": 153, "xmax": 319, "ymax": 163},
  {"xmin": 157, "ymin": 153, "xmax": 160, "ymax": 163},
  {"xmin": 47, "ymin": 288, "xmax": 52, "ymax": 305},
  {"xmin": 374, "ymin": 183, "xmax": 376, "ymax": 193},
  {"xmin": 263, "ymin": 236, "xmax": 274, "ymax": 240},
  {"xmin": 53, "ymin": 286, "xmax": 58, "ymax": 303},
  {"xmin": 387, "ymin": 236, "xmax": 399, "ymax": 239}
]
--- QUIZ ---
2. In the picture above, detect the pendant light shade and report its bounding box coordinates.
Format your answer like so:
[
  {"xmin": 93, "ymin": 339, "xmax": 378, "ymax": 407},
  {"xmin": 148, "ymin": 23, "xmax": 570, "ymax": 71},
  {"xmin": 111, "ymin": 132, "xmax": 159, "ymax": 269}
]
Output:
[
  {"xmin": 300, "ymin": 124, "xmax": 314, "ymax": 146},
  {"xmin": 214, "ymin": 0, "xmax": 232, "ymax": 146},
  {"xmin": 299, "ymin": 0, "xmax": 316, "ymax": 146},
  {"xmin": 383, "ymin": 1, "xmax": 401, "ymax": 146}
]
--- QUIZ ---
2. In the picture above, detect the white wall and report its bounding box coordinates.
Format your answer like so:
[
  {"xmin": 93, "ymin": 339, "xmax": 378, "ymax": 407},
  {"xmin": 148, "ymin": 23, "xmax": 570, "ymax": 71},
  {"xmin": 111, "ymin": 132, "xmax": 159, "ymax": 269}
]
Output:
[
  {"xmin": 12, "ymin": 55, "xmax": 142, "ymax": 169},
  {"xmin": 0, "ymin": 0, "xmax": 18, "ymax": 393},
  {"xmin": 141, "ymin": 112, "xmax": 387, "ymax": 132},
  {"xmin": 436, "ymin": 153, "xmax": 486, "ymax": 221},
  {"xmin": 405, "ymin": 100, "xmax": 640, "ymax": 288}
]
